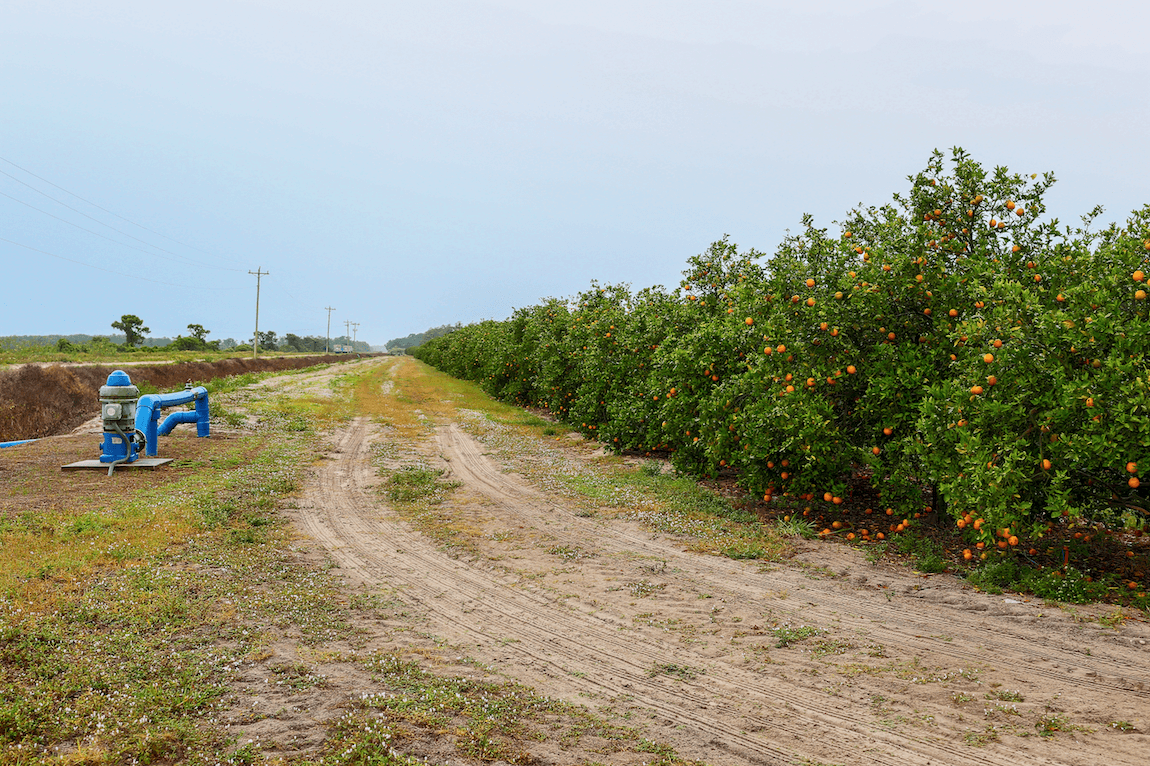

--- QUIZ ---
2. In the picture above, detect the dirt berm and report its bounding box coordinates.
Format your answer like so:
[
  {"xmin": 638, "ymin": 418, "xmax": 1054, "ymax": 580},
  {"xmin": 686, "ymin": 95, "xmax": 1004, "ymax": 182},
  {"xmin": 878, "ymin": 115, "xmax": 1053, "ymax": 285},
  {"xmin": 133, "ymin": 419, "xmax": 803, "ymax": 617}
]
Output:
[{"xmin": 0, "ymin": 354, "xmax": 368, "ymax": 441}]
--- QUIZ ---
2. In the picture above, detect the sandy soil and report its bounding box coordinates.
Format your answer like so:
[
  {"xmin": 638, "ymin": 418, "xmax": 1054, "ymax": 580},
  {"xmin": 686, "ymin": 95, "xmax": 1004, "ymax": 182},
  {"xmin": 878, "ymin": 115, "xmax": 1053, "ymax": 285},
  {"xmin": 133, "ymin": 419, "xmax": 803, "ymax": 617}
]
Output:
[
  {"xmin": 31, "ymin": 358, "xmax": 1147, "ymax": 764},
  {"xmin": 262, "ymin": 358, "xmax": 1150, "ymax": 765}
]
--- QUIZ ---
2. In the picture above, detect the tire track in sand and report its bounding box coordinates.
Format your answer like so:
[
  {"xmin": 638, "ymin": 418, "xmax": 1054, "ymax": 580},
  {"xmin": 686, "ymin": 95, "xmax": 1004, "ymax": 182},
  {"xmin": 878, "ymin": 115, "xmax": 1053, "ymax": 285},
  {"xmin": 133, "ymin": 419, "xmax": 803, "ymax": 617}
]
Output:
[{"xmin": 291, "ymin": 417, "xmax": 1150, "ymax": 766}]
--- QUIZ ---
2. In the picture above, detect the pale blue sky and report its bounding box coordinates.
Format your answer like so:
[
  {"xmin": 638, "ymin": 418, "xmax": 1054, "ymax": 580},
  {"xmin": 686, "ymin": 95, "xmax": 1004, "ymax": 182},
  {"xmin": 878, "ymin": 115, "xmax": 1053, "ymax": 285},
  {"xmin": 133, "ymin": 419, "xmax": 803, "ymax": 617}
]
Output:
[{"xmin": 2, "ymin": 1, "xmax": 1147, "ymax": 346}]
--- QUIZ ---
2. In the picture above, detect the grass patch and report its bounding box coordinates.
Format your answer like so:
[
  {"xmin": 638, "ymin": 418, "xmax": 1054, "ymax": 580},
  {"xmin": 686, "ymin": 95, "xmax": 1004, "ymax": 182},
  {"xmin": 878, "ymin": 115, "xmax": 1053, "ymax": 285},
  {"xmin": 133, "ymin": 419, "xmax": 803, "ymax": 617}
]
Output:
[
  {"xmin": 967, "ymin": 560, "xmax": 1114, "ymax": 604},
  {"xmin": 770, "ymin": 624, "xmax": 825, "ymax": 648},
  {"xmin": 0, "ymin": 368, "xmax": 371, "ymax": 764},
  {"xmin": 384, "ymin": 467, "xmax": 459, "ymax": 504},
  {"xmin": 772, "ymin": 517, "xmax": 818, "ymax": 539},
  {"xmin": 321, "ymin": 652, "xmax": 696, "ymax": 765},
  {"xmin": 892, "ymin": 532, "xmax": 948, "ymax": 573},
  {"xmin": 0, "ymin": 424, "xmax": 357, "ymax": 763}
]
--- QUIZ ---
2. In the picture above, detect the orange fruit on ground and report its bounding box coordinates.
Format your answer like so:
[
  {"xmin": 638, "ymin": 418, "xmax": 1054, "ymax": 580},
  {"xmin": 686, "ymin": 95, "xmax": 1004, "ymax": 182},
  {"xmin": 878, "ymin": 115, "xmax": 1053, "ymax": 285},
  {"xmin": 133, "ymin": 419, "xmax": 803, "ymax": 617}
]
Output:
[
  {"xmin": 963, "ymin": 549, "xmax": 973, "ymax": 560},
  {"xmin": 1008, "ymin": 536, "xmax": 1019, "ymax": 546},
  {"xmin": 832, "ymin": 520, "xmax": 843, "ymax": 529},
  {"xmin": 976, "ymin": 541, "xmax": 985, "ymax": 549}
]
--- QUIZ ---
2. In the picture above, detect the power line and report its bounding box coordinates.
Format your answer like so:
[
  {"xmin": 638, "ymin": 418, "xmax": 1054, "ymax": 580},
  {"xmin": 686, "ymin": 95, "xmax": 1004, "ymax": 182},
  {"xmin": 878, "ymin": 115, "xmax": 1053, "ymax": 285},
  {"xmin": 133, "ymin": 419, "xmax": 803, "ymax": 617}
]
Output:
[
  {"xmin": 0, "ymin": 235, "xmax": 245, "ymax": 290},
  {"xmin": 0, "ymin": 188, "xmax": 217, "ymax": 267},
  {"xmin": 0, "ymin": 168, "xmax": 241, "ymax": 272},
  {"xmin": 0, "ymin": 154, "xmax": 242, "ymax": 270}
]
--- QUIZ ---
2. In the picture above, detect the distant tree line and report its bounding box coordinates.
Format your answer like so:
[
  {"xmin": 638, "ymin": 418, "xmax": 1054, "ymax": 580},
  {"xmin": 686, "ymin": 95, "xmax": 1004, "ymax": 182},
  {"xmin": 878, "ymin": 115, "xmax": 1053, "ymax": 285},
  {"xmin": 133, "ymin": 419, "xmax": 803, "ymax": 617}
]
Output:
[
  {"xmin": 385, "ymin": 323, "xmax": 461, "ymax": 350},
  {"xmin": 2, "ymin": 315, "xmax": 369, "ymax": 354}
]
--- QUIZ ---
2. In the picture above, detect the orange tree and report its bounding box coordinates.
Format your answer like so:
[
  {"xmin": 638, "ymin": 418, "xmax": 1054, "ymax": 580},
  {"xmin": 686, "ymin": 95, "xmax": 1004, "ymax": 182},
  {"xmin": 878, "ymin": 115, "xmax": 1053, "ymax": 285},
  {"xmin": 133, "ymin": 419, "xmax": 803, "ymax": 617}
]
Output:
[
  {"xmin": 412, "ymin": 148, "xmax": 1149, "ymax": 542},
  {"xmin": 644, "ymin": 237, "xmax": 769, "ymax": 477}
]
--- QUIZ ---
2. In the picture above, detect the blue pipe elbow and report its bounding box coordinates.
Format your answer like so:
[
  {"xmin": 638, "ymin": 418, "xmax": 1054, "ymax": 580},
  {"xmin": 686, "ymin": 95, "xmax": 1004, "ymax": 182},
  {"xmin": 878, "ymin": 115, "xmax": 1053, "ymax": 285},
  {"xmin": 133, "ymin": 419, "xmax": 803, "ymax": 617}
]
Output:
[{"xmin": 134, "ymin": 387, "xmax": 211, "ymax": 456}]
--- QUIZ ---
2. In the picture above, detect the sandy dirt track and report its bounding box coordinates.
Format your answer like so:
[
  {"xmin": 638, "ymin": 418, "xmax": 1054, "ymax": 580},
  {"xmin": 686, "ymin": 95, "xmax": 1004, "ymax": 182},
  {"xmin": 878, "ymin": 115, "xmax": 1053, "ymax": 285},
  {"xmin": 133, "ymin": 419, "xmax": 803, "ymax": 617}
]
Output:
[{"xmin": 282, "ymin": 364, "xmax": 1150, "ymax": 765}]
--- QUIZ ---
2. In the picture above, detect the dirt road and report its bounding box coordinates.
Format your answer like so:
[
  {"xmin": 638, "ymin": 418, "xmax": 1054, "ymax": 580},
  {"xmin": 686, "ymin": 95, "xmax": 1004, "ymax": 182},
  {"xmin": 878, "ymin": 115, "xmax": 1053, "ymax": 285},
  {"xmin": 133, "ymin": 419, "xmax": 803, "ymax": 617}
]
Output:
[{"xmin": 288, "ymin": 361, "xmax": 1150, "ymax": 765}]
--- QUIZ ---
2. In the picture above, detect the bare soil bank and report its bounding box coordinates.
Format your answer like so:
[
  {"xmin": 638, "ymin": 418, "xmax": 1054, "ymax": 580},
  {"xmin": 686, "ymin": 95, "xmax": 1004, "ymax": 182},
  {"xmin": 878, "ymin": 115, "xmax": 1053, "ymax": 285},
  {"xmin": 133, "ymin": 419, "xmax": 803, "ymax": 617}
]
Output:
[{"xmin": 0, "ymin": 354, "xmax": 368, "ymax": 441}]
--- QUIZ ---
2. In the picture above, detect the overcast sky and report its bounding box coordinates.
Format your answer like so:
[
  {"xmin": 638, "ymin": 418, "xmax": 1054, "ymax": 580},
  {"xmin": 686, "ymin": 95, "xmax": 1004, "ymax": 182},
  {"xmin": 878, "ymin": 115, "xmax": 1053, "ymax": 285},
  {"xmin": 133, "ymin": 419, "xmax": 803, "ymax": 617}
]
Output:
[{"xmin": 2, "ymin": 1, "xmax": 1147, "ymax": 346}]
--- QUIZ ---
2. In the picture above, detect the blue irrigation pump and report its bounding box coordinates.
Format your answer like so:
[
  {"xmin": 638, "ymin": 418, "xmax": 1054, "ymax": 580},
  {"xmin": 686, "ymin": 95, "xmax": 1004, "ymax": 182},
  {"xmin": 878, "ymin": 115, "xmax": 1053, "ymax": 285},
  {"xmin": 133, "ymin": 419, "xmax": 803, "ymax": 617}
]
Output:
[
  {"xmin": 96, "ymin": 370, "xmax": 211, "ymax": 474},
  {"xmin": 99, "ymin": 370, "xmax": 145, "ymax": 473}
]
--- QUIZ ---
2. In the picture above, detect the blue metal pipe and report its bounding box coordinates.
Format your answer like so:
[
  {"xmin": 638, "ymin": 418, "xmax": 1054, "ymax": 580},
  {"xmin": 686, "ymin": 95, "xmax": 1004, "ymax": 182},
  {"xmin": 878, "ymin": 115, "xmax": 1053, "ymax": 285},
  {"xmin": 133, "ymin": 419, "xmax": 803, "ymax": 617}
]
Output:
[
  {"xmin": 0, "ymin": 439, "xmax": 38, "ymax": 448},
  {"xmin": 158, "ymin": 410, "xmax": 200, "ymax": 436},
  {"xmin": 135, "ymin": 386, "xmax": 210, "ymax": 456}
]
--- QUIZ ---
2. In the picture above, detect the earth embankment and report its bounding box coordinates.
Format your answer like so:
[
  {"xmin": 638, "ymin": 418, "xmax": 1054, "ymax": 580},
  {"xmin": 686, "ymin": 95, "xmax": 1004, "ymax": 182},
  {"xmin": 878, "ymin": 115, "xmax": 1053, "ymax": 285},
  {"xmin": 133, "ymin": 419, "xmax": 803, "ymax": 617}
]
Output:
[{"xmin": 0, "ymin": 354, "xmax": 367, "ymax": 441}]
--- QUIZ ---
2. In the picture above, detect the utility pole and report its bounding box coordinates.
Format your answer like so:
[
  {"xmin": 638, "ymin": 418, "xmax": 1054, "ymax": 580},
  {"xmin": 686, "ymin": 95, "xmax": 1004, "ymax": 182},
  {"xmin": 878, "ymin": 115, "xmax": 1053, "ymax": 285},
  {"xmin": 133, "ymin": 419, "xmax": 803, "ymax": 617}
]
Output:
[
  {"xmin": 344, "ymin": 319, "xmax": 352, "ymax": 353},
  {"xmin": 249, "ymin": 268, "xmax": 268, "ymax": 358},
  {"xmin": 324, "ymin": 306, "xmax": 336, "ymax": 353},
  {"xmin": 351, "ymin": 321, "xmax": 360, "ymax": 351}
]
